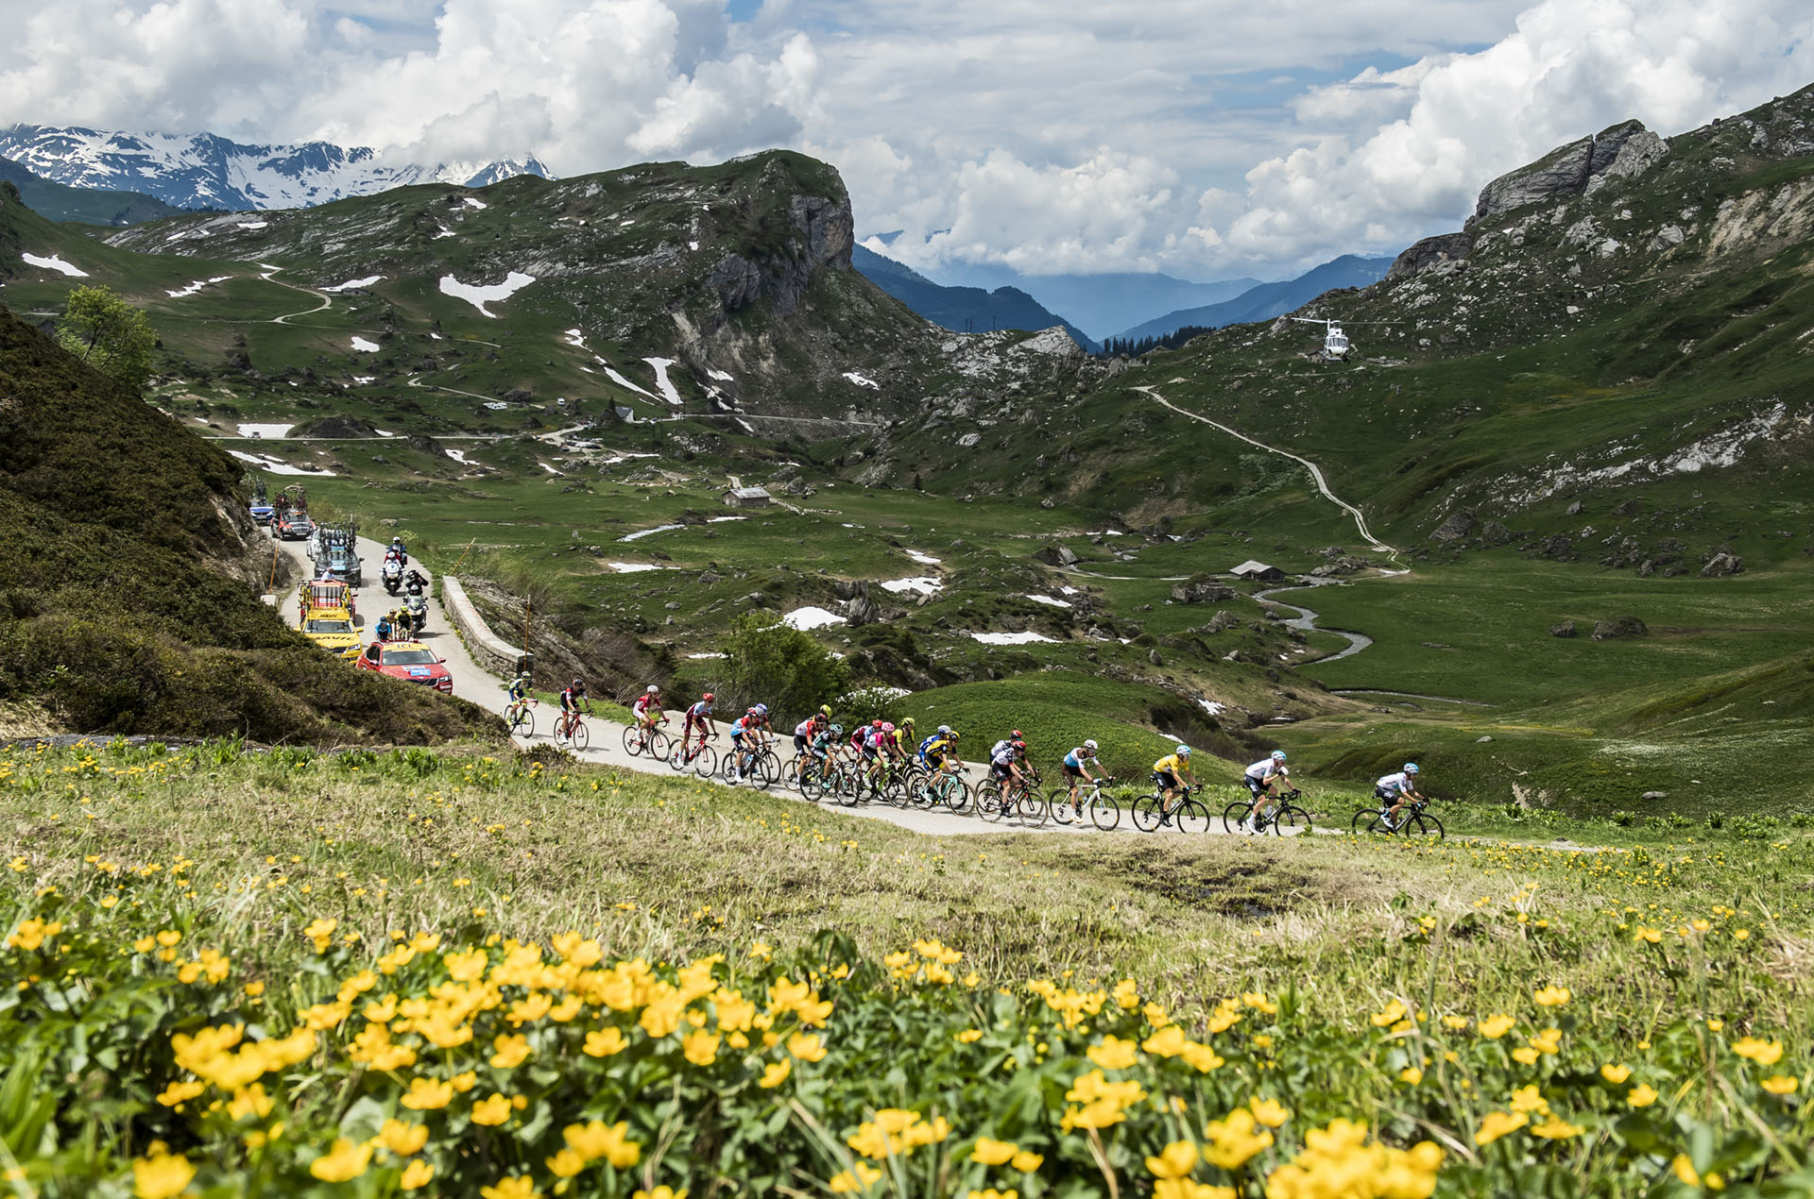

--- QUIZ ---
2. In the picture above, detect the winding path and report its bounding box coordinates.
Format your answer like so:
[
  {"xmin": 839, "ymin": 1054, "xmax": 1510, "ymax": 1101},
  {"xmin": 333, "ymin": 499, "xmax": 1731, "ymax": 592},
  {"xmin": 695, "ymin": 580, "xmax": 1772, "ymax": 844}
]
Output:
[{"xmin": 1135, "ymin": 385, "xmax": 1396, "ymax": 558}]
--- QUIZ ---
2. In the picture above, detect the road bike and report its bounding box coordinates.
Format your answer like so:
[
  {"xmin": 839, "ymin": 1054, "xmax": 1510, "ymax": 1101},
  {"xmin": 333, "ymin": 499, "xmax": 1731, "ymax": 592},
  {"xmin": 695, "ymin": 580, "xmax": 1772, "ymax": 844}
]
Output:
[
  {"xmin": 552, "ymin": 710, "xmax": 589, "ymax": 751},
  {"xmin": 978, "ymin": 776, "xmax": 1046, "ymax": 825},
  {"xmin": 910, "ymin": 762, "xmax": 971, "ymax": 814},
  {"xmin": 666, "ymin": 727, "xmax": 717, "ymax": 778},
  {"xmin": 720, "ymin": 741, "xmax": 780, "ymax": 789},
  {"xmin": 1049, "ymin": 776, "xmax": 1120, "ymax": 831},
  {"xmin": 1351, "ymin": 797, "xmax": 1445, "ymax": 842},
  {"xmin": 621, "ymin": 719, "xmax": 670, "ymax": 760},
  {"xmin": 1130, "ymin": 783, "xmax": 1211, "ymax": 834},
  {"xmin": 1222, "ymin": 787, "xmax": 1314, "ymax": 836},
  {"xmin": 505, "ymin": 696, "xmax": 537, "ymax": 738}
]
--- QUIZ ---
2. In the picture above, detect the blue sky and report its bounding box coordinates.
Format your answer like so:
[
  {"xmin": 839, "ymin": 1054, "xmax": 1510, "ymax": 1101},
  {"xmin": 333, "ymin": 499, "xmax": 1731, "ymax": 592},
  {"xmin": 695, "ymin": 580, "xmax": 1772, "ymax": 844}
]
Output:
[{"xmin": 5, "ymin": 1, "xmax": 1812, "ymax": 278}]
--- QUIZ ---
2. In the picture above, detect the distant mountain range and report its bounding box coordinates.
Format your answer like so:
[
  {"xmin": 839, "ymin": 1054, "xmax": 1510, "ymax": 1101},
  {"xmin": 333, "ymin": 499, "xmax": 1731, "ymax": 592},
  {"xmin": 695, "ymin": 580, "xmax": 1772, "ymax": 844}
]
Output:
[
  {"xmin": 0, "ymin": 155, "xmax": 190, "ymax": 226},
  {"xmin": 908, "ymin": 258, "xmax": 1262, "ymax": 341},
  {"xmin": 1111, "ymin": 254, "xmax": 1396, "ymax": 343},
  {"xmin": 852, "ymin": 245, "xmax": 1099, "ymax": 352},
  {"xmin": 0, "ymin": 124, "xmax": 551, "ymax": 212}
]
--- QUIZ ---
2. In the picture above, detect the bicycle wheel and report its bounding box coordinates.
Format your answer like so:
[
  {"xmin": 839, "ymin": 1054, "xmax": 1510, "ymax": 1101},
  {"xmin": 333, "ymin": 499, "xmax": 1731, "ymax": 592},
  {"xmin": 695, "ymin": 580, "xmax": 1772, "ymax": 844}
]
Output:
[
  {"xmin": 752, "ymin": 752, "xmax": 780, "ymax": 790},
  {"xmin": 1089, "ymin": 792, "xmax": 1121, "ymax": 831},
  {"xmin": 1272, "ymin": 804, "xmax": 1311, "ymax": 837},
  {"xmin": 720, "ymin": 752, "xmax": 741, "ymax": 784},
  {"xmin": 692, "ymin": 745, "xmax": 717, "ymax": 779},
  {"xmin": 1406, "ymin": 812, "xmax": 1445, "ymax": 842},
  {"xmin": 1016, "ymin": 787, "xmax": 1049, "ymax": 827},
  {"xmin": 508, "ymin": 706, "xmax": 535, "ymax": 738},
  {"xmin": 1048, "ymin": 788, "xmax": 1079, "ymax": 826},
  {"xmin": 976, "ymin": 785, "xmax": 1006, "ymax": 822},
  {"xmin": 553, "ymin": 723, "xmax": 571, "ymax": 750},
  {"xmin": 798, "ymin": 762, "xmax": 825, "ymax": 802},
  {"xmin": 1352, "ymin": 808, "xmax": 1388, "ymax": 834},
  {"xmin": 1130, "ymin": 794, "xmax": 1166, "ymax": 832},
  {"xmin": 621, "ymin": 725, "xmax": 642, "ymax": 756},
  {"xmin": 939, "ymin": 776, "xmax": 972, "ymax": 814},
  {"xmin": 570, "ymin": 721, "xmax": 589, "ymax": 751},
  {"xmin": 1172, "ymin": 799, "xmax": 1211, "ymax": 835},
  {"xmin": 646, "ymin": 729, "xmax": 670, "ymax": 761},
  {"xmin": 1223, "ymin": 800, "xmax": 1255, "ymax": 834},
  {"xmin": 835, "ymin": 767, "xmax": 863, "ymax": 807}
]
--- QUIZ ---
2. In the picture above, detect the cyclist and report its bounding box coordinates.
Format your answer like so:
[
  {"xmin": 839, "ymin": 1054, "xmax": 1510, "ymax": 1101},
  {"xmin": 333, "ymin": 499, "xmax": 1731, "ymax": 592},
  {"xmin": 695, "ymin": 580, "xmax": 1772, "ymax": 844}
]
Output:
[
  {"xmin": 558, "ymin": 678, "xmax": 591, "ymax": 743},
  {"xmin": 892, "ymin": 717, "xmax": 917, "ymax": 761},
  {"xmin": 1376, "ymin": 763, "xmax": 1425, "ymax": 828},
  {"xmin": 631, "ymin": 684, "xmax": 665, "ymax": 750},
  {"xmin": 1151, "ymin": 745, "xmax": 1196, "ymax": 824},
  {"xmin": 990, "ymin": 738, "xmax": 1028, "ymax": 812},
  {"xmin": 792, "ymin": 710, "xmax": 827, "ymax": 782},
  {"xmin": 1242, "ymin": 750, "xmax": 1291, "ymax": 830},
  {"xmin": 682, "ymin": 692, "xmax": 717, "ymax": 748},
  {"xmin": 855, "ymin": 720, "xmax": 889, "ymax": 791},
  {"xmin": 729, "ymin": 704, "xmax": 772, "ymax": 780},
  {"xmin": 806, "ymin": 721, "xmax": 843, "ymax": 783},
  {"xmin": 919, "ymin": 725, "xmax": 959, "ymax": 773},
  {"xmin": 506, "ymin": 672, "xmax": 532, "ymax": 727},
  {"xmin": 374, "ymin": 611, "xmax": 394, "ymax": 642},
  {"xmin": 1062, "ymin": 739, "xmax": 1104, "ymax": 812}
]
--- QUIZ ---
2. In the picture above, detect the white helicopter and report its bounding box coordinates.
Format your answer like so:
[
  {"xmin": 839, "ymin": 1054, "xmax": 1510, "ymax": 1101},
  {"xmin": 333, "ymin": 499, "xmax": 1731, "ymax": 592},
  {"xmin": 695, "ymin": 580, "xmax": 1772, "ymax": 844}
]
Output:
[{"xmin": 1290, "ymin": 317, "xmax": 1350, "ymax": 359}]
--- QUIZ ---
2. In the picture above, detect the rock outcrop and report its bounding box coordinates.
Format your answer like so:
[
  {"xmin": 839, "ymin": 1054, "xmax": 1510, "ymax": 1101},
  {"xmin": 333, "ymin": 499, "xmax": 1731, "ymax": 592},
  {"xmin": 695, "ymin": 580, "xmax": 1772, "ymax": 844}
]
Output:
[
  {"xmin": 1468, "ymin": 120, "xmax": 1670, "ymax": 227},
  {"xmin": 1386, "ymin": 232, "xmax": 1473, "ymax": 281}
]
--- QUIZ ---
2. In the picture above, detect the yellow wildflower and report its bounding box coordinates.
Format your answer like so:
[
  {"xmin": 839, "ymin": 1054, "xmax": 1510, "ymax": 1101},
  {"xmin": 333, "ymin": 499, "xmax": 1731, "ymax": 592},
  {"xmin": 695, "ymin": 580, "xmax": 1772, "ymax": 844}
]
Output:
[
  {"xmin": 1760, "ymin": 1076, "xmax": 1798, "ymax": 1096},
  {"xmin": 132, "ymin": 1143, "xmax": 196, "ymax": 1199},
  {"xmin": 1732, "ymin": 1038, "xmax": 1783, "ymax": 1066},
  {"xmin": 759, "ymin": 1058, "xmax": 792, "ymax": 1088},
  {"xmin": 1146, "ymin": 1140, "xmax": 1199, "ymax": 1179},
  {"xmin": 972, "ymin": 1137, "xmax": 1019, "ymax": 1165},
  {"xmin": 1249, "ymin": 1097, "xmax": 1291, "ymax": 1128},
  {"xmin": 308, "ymin": 1138, "xmax": 373, "ymax": 1182},
  {"xmin": 1600, "ymin": 1064, "xmax": 1631, "ymax": 1084},
  {"xmin": 480, "ymin": 1177, "xmax": 537, "ymax": 1199},
  {"xmin": 1087, "ymin": 1035, "xmax": 1139, "ymax": 1070},
  {"xmin": 471, "ymin": 1093, "xmax": 512, "ymax": 1126},
  {"xmin": 1478, "ymin": 1014, "xmax": 1516, "ymax": 1040},
  {"xmin": 1473, "ymin": 1111, "xmax": 1527, "ymax": 1146},
  {"xmin": 400, "ymin": 1077, "xmax": 454, "ymax": 1111},
  {"xmin": 583, "ymin": 1028, "xmax": 628, "ymax": 1058},
  {"xmin": 1532, "ymin": 985, "xmax": 1571, "ymax": 1007},
  {"xmin": 378, "ymin": 1119, "xmax": 428, "ymax": 1156},
  {"xmin": 1627, "ymin": 1084, "xmax": 1659, "ymax": 1108},
  {"xmin": 1201, "ymin": 1108, "xmax": 1272, "ymax": 1169},
  {"xmin": 400, "ymin": 1160, "xmax": 435, "ymax": 1190},
  {"xmin": 490, "ymin": 1034, "xmax": 531, "ymax": 1069}
]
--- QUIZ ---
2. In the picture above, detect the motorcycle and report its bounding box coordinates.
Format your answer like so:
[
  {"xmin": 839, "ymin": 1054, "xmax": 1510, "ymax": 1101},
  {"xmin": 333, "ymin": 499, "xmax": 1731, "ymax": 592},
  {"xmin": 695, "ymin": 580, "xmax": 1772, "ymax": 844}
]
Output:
[
  {"xmin": 403, "ymin": 570, "xmax": 427, "ymax": 598},
  {"xmin": 404, "ymin": 594, "xmax": 428, "ymax": 636},
  {"xmin": 381, "ymin": 558, "xmax": 403, "ymax": 595}
]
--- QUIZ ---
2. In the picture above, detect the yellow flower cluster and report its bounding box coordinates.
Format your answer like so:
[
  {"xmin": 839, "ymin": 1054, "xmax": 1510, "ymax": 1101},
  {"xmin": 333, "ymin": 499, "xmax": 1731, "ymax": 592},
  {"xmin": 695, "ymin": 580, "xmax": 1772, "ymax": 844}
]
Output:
[
  {"xmin": 846, "ymin": 1108, "xmax": 953, "ymax": 1159},
  {"xmin": 5, "ymin": 918, "xmax": 62, "ymax": 951},
  {"xmin": 1059, "ymin": 1069, "xmax": 1148, "ymax": 1131},
  {"xmin": 1265, "ymin": 1119, "xmax": 1443, "ymax": 1199}
]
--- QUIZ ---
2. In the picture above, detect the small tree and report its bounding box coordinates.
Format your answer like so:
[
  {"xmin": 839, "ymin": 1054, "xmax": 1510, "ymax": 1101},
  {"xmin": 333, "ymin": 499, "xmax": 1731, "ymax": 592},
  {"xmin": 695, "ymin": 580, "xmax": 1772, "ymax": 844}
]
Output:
[
  {"xmin": 722, "ymin": 611, "xmax": 849, "ymax": 723},
  {"xmin": 57, "ymin": 285, "xmax": 156, "ymax": 392}
]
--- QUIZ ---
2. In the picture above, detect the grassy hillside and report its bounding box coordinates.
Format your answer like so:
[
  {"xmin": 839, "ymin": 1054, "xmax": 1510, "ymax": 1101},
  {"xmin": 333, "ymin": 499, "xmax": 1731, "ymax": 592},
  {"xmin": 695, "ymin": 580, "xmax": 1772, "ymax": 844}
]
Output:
[
  {"xmin": 0, "ymin": 155, "xmax": 189, "ymax": 226},
  {"xmin": 0, "ymin": 304, "xmax": 502, "ymax": 744},
  {"xmin": 0, "ymin": 739, "xmax": 1807, "ymax": 1194}
]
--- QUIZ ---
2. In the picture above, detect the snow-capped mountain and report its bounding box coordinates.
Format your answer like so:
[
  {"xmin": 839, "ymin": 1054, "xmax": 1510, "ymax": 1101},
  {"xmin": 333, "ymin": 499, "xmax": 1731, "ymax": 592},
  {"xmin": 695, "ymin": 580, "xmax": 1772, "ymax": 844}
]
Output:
[{"xmin": 0, "ymin": 124, "xmax": 552, "ymax": 212}]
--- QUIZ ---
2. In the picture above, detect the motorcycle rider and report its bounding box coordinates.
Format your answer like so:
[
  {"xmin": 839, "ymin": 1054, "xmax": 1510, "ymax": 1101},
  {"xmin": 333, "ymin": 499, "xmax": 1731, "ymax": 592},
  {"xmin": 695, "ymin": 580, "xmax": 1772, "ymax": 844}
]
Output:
[{"xmin": 403, "ymin": 568, "xmax": 428, "ymax": 597}]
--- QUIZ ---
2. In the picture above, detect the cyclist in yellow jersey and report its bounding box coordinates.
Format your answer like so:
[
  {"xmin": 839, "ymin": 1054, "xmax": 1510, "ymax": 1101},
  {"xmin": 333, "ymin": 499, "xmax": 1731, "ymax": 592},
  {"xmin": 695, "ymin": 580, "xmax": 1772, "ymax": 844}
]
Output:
[
  {"xmin": 893, "ymin": 716, "xmax": 916, "ymax": 756},
  {"xmin": 1151, "ymin": 744, "xmax": 1196, "ymax": 819}
]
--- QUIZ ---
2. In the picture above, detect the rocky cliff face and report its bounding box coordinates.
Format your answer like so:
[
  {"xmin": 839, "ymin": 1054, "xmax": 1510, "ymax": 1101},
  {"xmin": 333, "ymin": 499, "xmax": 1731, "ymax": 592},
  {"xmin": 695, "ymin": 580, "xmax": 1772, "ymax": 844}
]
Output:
[{"xmin": 1467, "ymin": 120, "xmax": 1669, "ymax": 227}]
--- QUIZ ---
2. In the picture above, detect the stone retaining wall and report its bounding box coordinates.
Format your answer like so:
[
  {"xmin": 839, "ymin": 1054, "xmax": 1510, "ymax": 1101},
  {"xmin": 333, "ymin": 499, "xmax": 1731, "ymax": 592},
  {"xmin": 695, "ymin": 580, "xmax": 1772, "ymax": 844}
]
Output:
[{"xmin": 441, "ymin": 575, "xmax": 523, "ymax": 678}]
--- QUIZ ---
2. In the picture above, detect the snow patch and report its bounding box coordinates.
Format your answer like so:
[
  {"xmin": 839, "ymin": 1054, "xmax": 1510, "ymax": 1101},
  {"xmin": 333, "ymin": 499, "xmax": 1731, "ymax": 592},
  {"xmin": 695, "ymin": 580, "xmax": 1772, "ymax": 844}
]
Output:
[
  {"xmin": 21, "ymin": 252, "xmax": 87, "ymax": 278},
  {"xmin": 707, "ymin": 515, "xmax": 745, "ymax": 523},
  {"xmin": 236, "ymin": 220, "xmax": 268, "ymax": 230},
  {"xmin": 438, "ymin": 271, "xmax": 536, "ymax": 317},
  {"xmin": 783, "ymin": 607, "xmax": 846, "ymax": 631},
  {"xmin": 227, "ymin": 450, "xmax": 336, "ymax": 477},
  {"xmin": 446, "ymin": 449, "xmax": 470, "ymax": 465},
  {"xmin": 351, "ymin": 376, "xmax": 376, "ymax": 385},
  {"xmin": 1199, "ymin": 699, "xmax": 1226, "ymax": 717},
  {"xmin": 236, "ymin": 423, "xmax": 294, "ymax": 439},
  {"xmin": 1023, "ymin": 594, "xmax": 1071, "ymax": 608},
  {"xmin": 842, "ymin": 371, "xmax": 880, "ymax": 389},
  {"xmin": 165, "ymin": 276, "xmax": 232, "ymax": 299},
  {"xmin": 619, "ymin": 524, "xmax": 683, "ymax": 542},
  {"xmin": 602, "ymin": 367, "xmax": 658, "ymax": 399},
  {"xmin": 643, "ymin": 358, "xmax": 684, "ymax": 406},
  {"xmin": 462, "ymin": 196, "xmax": 488, "ymax": 210},
  {"xmin": 707, "ymin": 368, "xmax": 735, "ymax": 382},
  {"xmin": 686, "ymin": 652, "xmax": 727, "ymax": 660},
  {"xmin": 881, "ymin": 577, "xmax": 942, "ymax": 595},
  {"xmin": 607, "ymin": 562, "xmax": 662, "ymax": 574},
  {"xmin": 969, "ymin": 631, "xmax": 1058, "ymax": 645},
  {"xmin": 905, "ymin": 550, "xmax": 942, "ymax": 566},
  {"xmin": 323, "ymin": 275, "xmax": 382, "ymax": 292},
  {"xmin": 538, "ymin": 463, "xmax": 562, "ymax": 475},
  {"xmin": 350, "ymin": 336, "xmax": 381, "ymax": 353}
]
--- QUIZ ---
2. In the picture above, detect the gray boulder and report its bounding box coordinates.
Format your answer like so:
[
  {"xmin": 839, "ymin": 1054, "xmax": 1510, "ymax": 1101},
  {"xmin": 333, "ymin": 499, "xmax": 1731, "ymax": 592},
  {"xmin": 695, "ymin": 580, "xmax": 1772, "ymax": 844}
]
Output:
[
  {"xmin": 1035, "ymin": 544, "xmax": 1079, "ymax": 567},
  {"xmin": 1169, "ymin": 579, "xmax": 1236, "ymax": 604},
  {"xmin": 1700, "ymin": 552, "xmax": 1744, "ymax": 577},
  {"xmin": 1431, "ymin": 510, "xmax": 1477, "ymax": 543},
  {"xmin": 1549, "ymin": 620, "xmax": 1577, "ymax": 639},
  {"xmin": 1385, "ymin": 232, "xmax": 1473, "ymax": 281},
  {"xmin": 1470, "ymin": 137, "xmax": 1593, "ymax": 226},
  {"xmin": 1591, "ymin": 616, "xmax": 1648, "ymax": 641}
]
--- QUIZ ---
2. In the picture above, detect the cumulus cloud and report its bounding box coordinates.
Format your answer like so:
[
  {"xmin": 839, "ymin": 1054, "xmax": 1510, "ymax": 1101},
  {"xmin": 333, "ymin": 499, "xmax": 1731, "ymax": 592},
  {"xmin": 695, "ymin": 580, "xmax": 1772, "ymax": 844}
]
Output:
[
  {"xmin": 1, "ymin": 0, "xmax": 1811, "ymax": 278},
  {"xmin": 1223, "ymin": 0, "xmax": 1814, "ymax": 267}
]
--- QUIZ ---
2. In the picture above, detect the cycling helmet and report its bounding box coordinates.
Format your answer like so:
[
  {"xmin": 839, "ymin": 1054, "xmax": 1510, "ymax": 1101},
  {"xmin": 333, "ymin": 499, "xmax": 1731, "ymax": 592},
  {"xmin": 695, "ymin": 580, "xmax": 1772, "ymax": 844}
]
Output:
[
  {"xmin": 829, "ymin": 723, "xmax": 843, "ymax": 736},
  {"xmin": 1012, "ymin": 739, "xmax": 1027, "ymax": 751},
  {"xmin": 646, "ymin": 684, "xmax": 660, "ymax": 693},
  {"xmin": 872, "ymin": 719, "xmax": 884, "ymax": 729},
  {"xmin": 819, "ymin": 704, "xmax": 832, "ymax": 716},
  {"xmin": 881, "ymin": 722, "xmax": 895, "ymax": 733},
  {"xmin": 1176, "ymin": 744, "xmax": 1192, "ymax": 756},
  {"xmin": 901, "ymin": 716, "xmax": 915, "ymax": 726},
  {"xmin": 937, "ymin": 725, "xmax": 951, "ymax": 736},
  {"xmin": 1404, "ymin": 762, "xmax": 1420, "ymax": 775},
  {"xmin": 570, "ymin": 678, "xmax": 584, "ymax": 690},
  {"xmin": 753, "ymin": 704, "xmax": 768, "ymax": 716},
  {"xmin": 1012, "ymin": 729, "xmax": 1023, "ymax": 739},
  {"xmin": 1083, "ymin": 739, "xmax": 1099, "ymax": 752},
  {"xmin": 1272, "ymin": 750, "xmax": 1287, "ymax": 762},
  {"xmin": 702, "ymin": 692, "xmax": 714, "ymax": 702}
]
